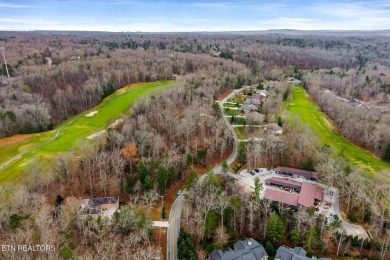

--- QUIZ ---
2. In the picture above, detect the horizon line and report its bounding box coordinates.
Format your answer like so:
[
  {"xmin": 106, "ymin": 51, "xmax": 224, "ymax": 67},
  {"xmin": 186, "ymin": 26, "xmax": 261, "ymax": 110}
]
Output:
[{"xmin": 1, "ymin": 28, "xmax": 390, "ymax": 33}]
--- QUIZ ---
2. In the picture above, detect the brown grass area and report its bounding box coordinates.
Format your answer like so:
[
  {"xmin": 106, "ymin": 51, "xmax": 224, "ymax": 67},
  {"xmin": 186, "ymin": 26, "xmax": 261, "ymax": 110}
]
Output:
[
  {"xmin": 217, "ymin": 89, "xmax": 234, "ymax": 101},
  {"xmin": 152, "ymin": 227, "xmax": 167, "ymax": 259},
  {"xmin": 0, "ymin": 133, "xmax": 36, "ymax": 148}
]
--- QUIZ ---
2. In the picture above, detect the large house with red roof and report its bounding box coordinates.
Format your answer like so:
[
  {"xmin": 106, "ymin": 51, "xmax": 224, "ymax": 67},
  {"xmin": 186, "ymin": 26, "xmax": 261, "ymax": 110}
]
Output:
[{"xmin": 264, "ymin": 177, "xmax": 323, "ymax": 209}]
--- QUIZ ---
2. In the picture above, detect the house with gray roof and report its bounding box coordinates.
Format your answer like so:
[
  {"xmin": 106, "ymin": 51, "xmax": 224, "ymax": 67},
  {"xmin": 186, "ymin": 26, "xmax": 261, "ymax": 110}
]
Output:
[
  {"xmin": 241, "ymin": 104, "xmax": 258, "ymax": 113},
  {"xmin": 288, "ymin": 77, "xmax": 302, "ymax": 86},
  {"xmin": 78, "ymin": 196, "xmax": 119, "ymax": 219},
  {"xmin": 275, "ymin": 246, "xmax": 331, "ymax": 260},
  {"xmin": 208, "ymin": 238, "xmax": 268, "ymax": 260}
]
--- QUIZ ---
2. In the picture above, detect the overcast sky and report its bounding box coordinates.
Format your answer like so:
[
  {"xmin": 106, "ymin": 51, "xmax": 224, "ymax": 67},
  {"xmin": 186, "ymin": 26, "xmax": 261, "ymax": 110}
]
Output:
[{"xmin": 1, "ymin": 0, "xmax": 390, "ymax": 31}]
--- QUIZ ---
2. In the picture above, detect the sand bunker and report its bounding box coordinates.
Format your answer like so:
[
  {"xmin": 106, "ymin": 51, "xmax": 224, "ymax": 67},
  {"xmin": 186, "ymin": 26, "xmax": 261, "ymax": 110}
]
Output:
[
  {"xmin": 85, "ymin": 111, "xmax": 98, "ymax": 117},
  {"xmin": 86, "ymin": 130, "xmax": 106, "ymax": 140}
]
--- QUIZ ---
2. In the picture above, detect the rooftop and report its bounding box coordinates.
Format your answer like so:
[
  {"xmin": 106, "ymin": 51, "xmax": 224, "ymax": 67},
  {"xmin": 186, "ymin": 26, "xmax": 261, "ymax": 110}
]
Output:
[
  {"xmin": 298, "ymin": 182, "xmax": 323, "ymax": 207},
  {"xmin": 208, "ymin": 238, "xmax": 268, "ymax": 260},
  {"xmin": 275, "ymin": 246, "xmax": 331, "ymax": 260},
  {"xmin": 79, "ymin": 196, "xmax": 119, "ymax": 218},
  {"xmin": 267, "ymin": 177, "xmax": 302, "ymax": 188},
  {"xmin": 275, "ymin": 166, "xmax": 317, "ymax": 179},
  {"xmin": 264, "ymin": 189, "xmax": 300, "ymax": 207},
  {"xmin": 264, "ymin": 180, "xmax": 323, "ymax": 208}
]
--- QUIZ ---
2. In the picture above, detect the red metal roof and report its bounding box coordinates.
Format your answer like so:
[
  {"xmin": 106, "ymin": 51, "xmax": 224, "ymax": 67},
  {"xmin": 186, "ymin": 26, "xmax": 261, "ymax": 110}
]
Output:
[
  {"xmin": 264, "ymin": 181, "xmax": 323, "ymax": 208},
  {"xmin": 264, "ymin": 189, "xmax": 299, "ymax": 207},
  {"xmin": 298, "ymin": 182, "xmax": 323, "ymax": 207}
]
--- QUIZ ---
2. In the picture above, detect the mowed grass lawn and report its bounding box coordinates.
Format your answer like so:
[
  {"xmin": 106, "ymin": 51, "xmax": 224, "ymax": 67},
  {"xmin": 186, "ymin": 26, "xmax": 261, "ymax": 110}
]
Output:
[
  {"xmin": 0, "ymin": 81, "xmax": 175, "ymax": 183},
  {"xmin": 286, "ymin": 86, "xmax": 390, "ymax": 180}
]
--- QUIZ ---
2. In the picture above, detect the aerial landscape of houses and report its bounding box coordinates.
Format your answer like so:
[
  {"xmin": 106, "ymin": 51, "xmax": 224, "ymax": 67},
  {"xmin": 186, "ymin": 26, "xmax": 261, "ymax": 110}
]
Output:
[{"xmin": 0, "ymin": 0, "xmax": 390, "ymax": 259}]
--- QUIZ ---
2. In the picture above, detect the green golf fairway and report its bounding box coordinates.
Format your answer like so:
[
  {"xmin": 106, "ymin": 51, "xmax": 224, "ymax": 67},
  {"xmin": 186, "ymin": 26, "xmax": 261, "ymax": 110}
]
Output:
[
  {"xmin": 285, "ymin": 86, "xmax": 389, "ymax": 180},
  {"xmin": 0, "ymin": 81, "xmax": 175, "ymax": 183}
]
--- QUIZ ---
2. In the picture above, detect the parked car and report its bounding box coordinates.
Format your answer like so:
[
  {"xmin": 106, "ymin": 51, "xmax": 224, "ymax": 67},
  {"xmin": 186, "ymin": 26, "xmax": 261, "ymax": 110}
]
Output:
[
  {"xmin": 323, "ymin": 205, "xmax": 329, "ymax": 209},
  {"xmin": 177, "ymin": 190, "xmax": 182, "ymax": 195},
  {"xmin": 255, "ymin": 169, "xmax": 259, "ymax": 173}
]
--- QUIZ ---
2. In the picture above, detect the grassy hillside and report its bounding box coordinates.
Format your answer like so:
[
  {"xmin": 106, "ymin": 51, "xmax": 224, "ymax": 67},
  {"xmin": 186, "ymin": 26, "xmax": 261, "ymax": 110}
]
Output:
[
  {"xmin": 285, "ymin": 86, "xmax": 390, "ymax": 180},
  {"xmin": 0, "ymin": 81, "xmax": 175, "ymax": 183}
]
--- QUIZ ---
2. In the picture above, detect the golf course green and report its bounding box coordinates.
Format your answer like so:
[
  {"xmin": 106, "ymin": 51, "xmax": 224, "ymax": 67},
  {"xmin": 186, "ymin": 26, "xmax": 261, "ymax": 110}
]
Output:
[
  {"xmin": 0, "ymin": 81, "xmax": 175, "ymax": 183},
  {"xmin": 285, "ymin": 86, "xmax": 390, "ymax": 180}
]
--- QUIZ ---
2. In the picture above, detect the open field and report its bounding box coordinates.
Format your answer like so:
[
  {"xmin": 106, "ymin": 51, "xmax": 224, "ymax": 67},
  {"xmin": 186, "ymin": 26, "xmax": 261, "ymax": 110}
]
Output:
[
  {"xmin": 234, "ymin": 126, "xmax": 263, "ymax": 140},
  {"xmin": 0, "ymin": 81, "xmax": 175, "ymax": 183},
  {"xmin": 223, "ymin": 108, "xmax": 240, "ymax": 116},
  {"xmin": 285, "ymin": 86, "xmax": 390, "ymax": 179}
]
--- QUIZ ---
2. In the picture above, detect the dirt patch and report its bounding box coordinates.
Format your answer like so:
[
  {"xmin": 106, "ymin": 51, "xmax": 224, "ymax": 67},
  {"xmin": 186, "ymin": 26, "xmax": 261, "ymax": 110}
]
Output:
[
  {"xmin": 86, "ymin": 130, "xmax": 106, "ymax": 140},
  {"xmin": 151, "ymin": 226, "xmax": 167, "ymax": 259},
  {"xmin": 116, "ymin": 89, "xmax": 126, "ymax": 95},
  {"xmin": 85, "ymin": 111, "xmax": 98, "ymax": 117},
  {"xmin": 217, "ymin": 89, "xmax": 234, "ymax": 101},
  {"xmin": 0, "ymin": 134, "xmax": 36, "ymax": 148}
]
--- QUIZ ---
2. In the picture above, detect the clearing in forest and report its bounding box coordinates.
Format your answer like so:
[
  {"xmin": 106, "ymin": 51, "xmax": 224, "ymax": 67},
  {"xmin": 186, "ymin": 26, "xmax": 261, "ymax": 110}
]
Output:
[
  {"xmin": 285, "ymin": 86, "xmax": 390, "ymax": 180},
  {"xmin": 0, "ymin": 81, "xmax": 175, "ymax": 183}
]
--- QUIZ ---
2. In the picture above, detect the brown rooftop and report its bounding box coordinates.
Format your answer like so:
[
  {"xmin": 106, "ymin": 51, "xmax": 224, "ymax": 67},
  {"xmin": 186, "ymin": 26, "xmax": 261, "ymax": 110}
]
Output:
[
  {"xmin": 298, "ymin": 182, "xmax": 323, "ymax": 208},
  {"xmin": 264, "ymin": 181, "xmax": 323, "ymax": 208},
  {"xmin": 264, "ymin": 189, "xmax": 299, "ymax": 207}
]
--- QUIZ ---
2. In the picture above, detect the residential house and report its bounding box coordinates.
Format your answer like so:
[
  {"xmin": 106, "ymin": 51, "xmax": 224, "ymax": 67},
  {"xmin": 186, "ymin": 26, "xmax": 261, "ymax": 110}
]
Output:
[
  {"xmin": 257, "ymin": 90, "xmax": 269, "ymax": 98},
  {"xmin": 275, "ymin": 246, "xmax": 331, "ymax": 260},
  {"xmin": 241, "ymin": 104, "xmax": 258, "ymax": 113},
  {"xmin": 246, "ymin": 112, "xmax": 265, "ymax": 124},
  {"xmin": 208, "ymin": 238, "xmax": 268, "ymax": 260},
  {"xmin": 262, "ymin": 81, "xmax": 278, "ymax": 89},
  {"xmin": 245, "ymin": 97, "xmax": 261, "ymax": 106},
  {"xmin": 78, "ymin": 196, "xmax": 119, "ymax": 219},
  {"xmin": 287, "ymin": 77, "xmax": 302, "ymax": 86}
]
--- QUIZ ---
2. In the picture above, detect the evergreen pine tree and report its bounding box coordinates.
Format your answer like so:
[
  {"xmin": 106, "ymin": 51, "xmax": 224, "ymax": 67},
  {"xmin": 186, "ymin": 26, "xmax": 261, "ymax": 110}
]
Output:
[
  {"xmin": 290, "ymin": 228, "xmax": 301, "ymax": 246},
  {"xmin": 266, "ymin": 212, "xmax": 286, "ymax": 243},
  {"xmin": 383, "ymin": 143, "xmax": 390, "ymax": 162},
  {"xmin": 178, "ymin": 230, "xmax": 197, "ymax": 260},
  {"xmin": 304, "ymin": 226, "xmax": 318, "ymax": 254}
]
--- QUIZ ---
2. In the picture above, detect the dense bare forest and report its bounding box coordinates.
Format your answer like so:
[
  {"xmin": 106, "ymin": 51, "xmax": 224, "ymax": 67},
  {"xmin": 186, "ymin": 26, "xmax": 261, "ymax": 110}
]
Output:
[
  {"xmin": 0, "ymin": 31, "xmax": 390, "ymax": 259},
  {"xmin": 1, "ymin": 31, "xmax": 390, "ymax": 139}
]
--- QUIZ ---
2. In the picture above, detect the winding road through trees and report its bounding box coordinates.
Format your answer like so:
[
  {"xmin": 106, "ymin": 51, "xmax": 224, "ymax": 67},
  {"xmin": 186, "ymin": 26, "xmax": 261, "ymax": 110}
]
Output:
[{"xmin": 166, "ymin": 89, "xmax": 240, "ymax": 260}]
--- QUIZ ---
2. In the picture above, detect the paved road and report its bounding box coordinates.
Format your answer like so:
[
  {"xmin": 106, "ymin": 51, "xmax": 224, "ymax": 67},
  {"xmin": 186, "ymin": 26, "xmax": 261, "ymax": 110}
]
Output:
[
  {"xmin": 166, "ymin": 193, "xmax": 186, "ymax": 260},
  {"xmin": 332, "ymin": 188, "xmax": 369, "ymax": 240},
  {"xmin": 166, "ymin": 89, "xmax": 242, "ymax": 260},
  {"xmin": 0, "ymin": 114, "xmax": 82, "ymax": 170}
]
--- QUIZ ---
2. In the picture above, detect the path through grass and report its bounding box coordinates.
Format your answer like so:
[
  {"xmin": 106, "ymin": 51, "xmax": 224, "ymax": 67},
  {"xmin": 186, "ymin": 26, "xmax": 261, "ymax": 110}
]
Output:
[{"xmin": 285, "ymin": 86, "xmax": 389, "ymax": 180}]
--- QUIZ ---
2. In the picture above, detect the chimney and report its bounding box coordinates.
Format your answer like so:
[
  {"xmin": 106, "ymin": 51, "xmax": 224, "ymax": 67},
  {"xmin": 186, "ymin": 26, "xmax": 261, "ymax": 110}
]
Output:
[{"xmin": 247, "ymin": 240, "xmax": 252, "ymax": 246}]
